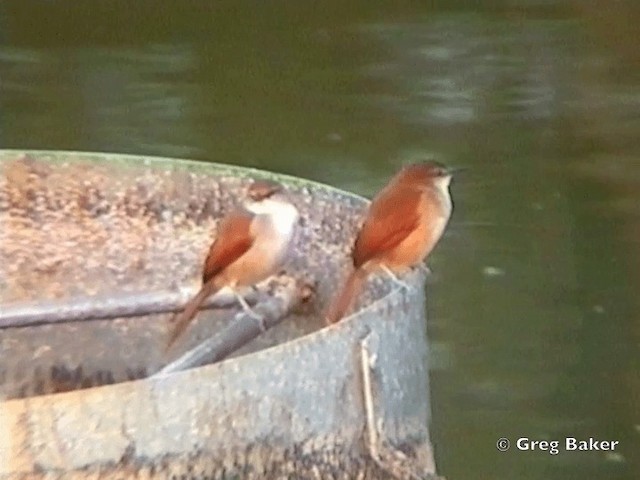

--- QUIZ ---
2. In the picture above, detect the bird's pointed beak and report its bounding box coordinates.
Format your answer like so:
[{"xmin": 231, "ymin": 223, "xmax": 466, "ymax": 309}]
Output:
[{"xmin": 447, "ymin": 165, "xmax": 469, "ymax": 175}]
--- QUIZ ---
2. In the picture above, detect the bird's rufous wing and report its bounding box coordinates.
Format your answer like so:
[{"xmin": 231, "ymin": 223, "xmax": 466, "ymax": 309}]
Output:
[
  {"xmin": 202, "ymin": 209, "xmax": 255, "ymax": 284},
  {"xmin": 353, "ymin": 187, "xmax": 422, "ymax": 268}
]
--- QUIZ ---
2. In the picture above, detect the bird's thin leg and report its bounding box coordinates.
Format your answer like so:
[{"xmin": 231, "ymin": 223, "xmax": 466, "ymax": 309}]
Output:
[
  {"xmin": 232, "ymin": 289, "xmax": 266, "ymax": 331},
  {"xmin": 380, "ymin": 265, "xmax": 413, "ymax": 291},
  {"xmin": 232, "ymin": 289, "xmax": 259, "ymax": 316},
  {"xmin": 415, "ymin": 263, "xmax": 432, "ymax": 275}
]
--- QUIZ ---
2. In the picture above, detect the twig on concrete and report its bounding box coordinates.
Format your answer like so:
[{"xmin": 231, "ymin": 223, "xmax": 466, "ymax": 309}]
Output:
[
  {"xmin": 360, "ymin": 333, "xmax": 380, "ymax": 460},
  {"xmin": 360, "ymin": 335, "xmax": 438, "ymax": 480},
  {"xmin": 153, "ymin": 275, "xmax": 314, "ymax": 377}
]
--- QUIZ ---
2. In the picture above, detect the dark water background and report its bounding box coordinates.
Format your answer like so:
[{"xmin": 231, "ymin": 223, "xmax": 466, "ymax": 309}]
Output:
[{"xmin": 1, "ymin": 2, "xmax": 638, "ymax": 479}]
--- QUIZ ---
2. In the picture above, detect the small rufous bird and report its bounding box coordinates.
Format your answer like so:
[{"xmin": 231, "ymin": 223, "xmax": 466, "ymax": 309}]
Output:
[
  {"xmin": 325, "ymin": 161, "xmax": 458, "ymax": 324},
  {"xmin": 167, "ymin": 180, "xmax": 299, "ymax": 348}
]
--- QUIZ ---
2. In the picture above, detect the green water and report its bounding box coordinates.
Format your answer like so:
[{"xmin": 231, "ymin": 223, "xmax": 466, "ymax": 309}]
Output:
[{"xmin": 1, "ymin": 2, "xmax": 638, "ymax": 479}]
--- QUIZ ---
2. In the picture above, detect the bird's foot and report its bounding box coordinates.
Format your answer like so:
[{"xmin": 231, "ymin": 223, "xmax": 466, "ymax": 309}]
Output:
[
  {"xmin": 414, "ymin": 263, "xmax": 432, "ymax": 276},
  {"xmin": 380, "ymin": 265, "xmax": 413, "ymax": 291},
  {"xmin": 233, "ymin": 290, "xmax": 266, "ymax": 331}
]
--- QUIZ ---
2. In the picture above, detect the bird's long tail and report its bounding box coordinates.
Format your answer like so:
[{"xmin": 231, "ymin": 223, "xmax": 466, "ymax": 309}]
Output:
[
  {"xmin": 166, "ymin": 281, "xmax": 218, "ymax": 350},
  {"xmin": 325, "ymin": 268, "xmax": 367, "ymax": 324}
]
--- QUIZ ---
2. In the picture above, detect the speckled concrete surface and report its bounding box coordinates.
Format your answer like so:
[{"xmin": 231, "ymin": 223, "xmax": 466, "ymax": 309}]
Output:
[
  {"xmin": 0, "ymin": 151, "xmax": 436, "ymax": 479},
  {"xmin": 0, "ymin": 151, "xmax": 369, "ymax": 399}
]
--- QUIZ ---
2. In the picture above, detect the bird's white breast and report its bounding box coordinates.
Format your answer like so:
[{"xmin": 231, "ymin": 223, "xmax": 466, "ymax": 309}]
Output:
[
  {"xmin": 433, "ymin": 175, "xmax": 453, "ymax": 217},
  {"xmin": 246, "ymin": 198, "xmax": 299, "ymax": 236}
]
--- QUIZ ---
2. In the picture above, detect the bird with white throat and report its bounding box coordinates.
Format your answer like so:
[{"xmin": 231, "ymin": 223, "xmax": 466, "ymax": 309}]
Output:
[
  {"xmin": 167, "ymin": 179, "xmax": 299, "ymax": 349},
  {"xmin": 325, "ymin": 161, "xmax": 459, "ymax": 324}
]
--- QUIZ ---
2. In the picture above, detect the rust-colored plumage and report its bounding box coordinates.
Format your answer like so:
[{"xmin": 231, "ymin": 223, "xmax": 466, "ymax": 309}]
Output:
[
  {"xmin": 325, "ymin": 161, "xmax": 455, "ymax": 324},
  {"xmin": 167, "ymin": 211, "xmax": 257, "ymax": 348},
  {"xmin": 202, "ymin": 211, "xmax": 254, "ymax": 284},
  {"xmin": 167, "ymin": 180, "xmax": 298, "ymax": 349}
]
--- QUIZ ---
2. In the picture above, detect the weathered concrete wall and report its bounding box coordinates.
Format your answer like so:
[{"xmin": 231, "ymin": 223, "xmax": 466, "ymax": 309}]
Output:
[{"xmin": 0, "ymin": 151, "xmax": 437, "ymax": 479}]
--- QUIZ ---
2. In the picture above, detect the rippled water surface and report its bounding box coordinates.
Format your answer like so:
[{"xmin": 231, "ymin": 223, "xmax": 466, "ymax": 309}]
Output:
[{"xmin": 1, "ymin": 2, "xmax": 639, "ymax": 479}]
